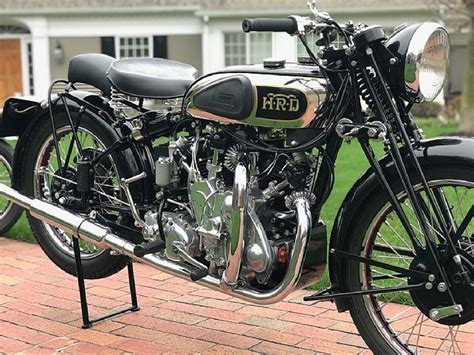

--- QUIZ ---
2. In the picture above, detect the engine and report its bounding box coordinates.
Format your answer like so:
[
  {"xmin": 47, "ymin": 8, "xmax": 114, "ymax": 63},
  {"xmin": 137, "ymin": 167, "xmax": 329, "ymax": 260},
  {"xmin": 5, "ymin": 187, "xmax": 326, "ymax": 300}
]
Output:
[{"xmin": 145, "ymin": 122, "xmax": 327, "ymax": 289}]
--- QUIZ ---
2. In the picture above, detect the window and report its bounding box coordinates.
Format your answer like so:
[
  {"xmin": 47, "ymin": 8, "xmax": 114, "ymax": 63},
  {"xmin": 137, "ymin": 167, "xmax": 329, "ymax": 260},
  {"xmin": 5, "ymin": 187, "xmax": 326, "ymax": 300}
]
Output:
[
  {"xmin": 117, "ymin": 36, "xmax": 152, "ymax": 59},
  {"xmin": 224, "ymin": 33, "xmax": 246, "ymax": 66},
  {"xmin": 296, "ymin": 32, "xmax": 345, "ymax": 59},
  {"xmin": 224, "ymin": 32, "xmax": 272, "ymax": 66}
]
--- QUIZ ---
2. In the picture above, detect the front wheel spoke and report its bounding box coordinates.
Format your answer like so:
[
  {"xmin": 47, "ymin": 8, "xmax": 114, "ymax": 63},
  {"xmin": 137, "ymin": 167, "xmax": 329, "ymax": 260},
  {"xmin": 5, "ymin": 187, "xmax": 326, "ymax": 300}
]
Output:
[
  {"xmin": 384, "ymin": 219, "xmax": 419, "ymax": 250},
  {"xmin": 399, "ymin": 312, "xmax": 429, "ymax": 344},
  {"xmin": 434, "ymin": 187, "xmax": 458, "ymax": 235},
  {"xmin": 404, "ymin": 201, "xmax": 446, "ymax": 241},
  {"xmin": 375, "ymin": 235, "xmax": 415, "ymax": 262},
  {"xmin": 413, "ymin": 312, "xmax": 425, "ymax": 352},
  {"xmin": 437, "ymin": 325, "xmax": 461, "ymax": 354},
  {"xmin": 387, "ymin": 306, "xmax": 418, "ymax": 323},
  {"xmin": 454, "ymin": 187, "xmax": 468, "ymax": 226},
  {"xmin": 371, "ymin": 269, "xmax": 407, "ymax": 282}
]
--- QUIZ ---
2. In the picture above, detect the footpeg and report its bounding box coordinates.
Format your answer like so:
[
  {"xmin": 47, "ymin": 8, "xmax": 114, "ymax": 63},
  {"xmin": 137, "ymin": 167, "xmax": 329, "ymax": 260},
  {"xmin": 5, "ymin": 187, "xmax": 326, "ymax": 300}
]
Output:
[
  {"xmin": 133, "ymin": 240, "xmax": 166, "ymax": 257},
  {"xmin": 190, "ymin": 268, "xmax": 208, "ymax": 281},
  {"xmin": 429, "ymin": 304, "xmax": 463, "ymax": 321},
  {"xmin": 172, "ymin": 241, "xmax": 209, "ymax": 282}
]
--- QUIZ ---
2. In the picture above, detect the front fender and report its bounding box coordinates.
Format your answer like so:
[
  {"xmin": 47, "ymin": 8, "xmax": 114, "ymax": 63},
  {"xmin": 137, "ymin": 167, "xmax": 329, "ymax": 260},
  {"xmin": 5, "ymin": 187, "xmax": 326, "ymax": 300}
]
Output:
[{"xmin": 328, "ymin": 136, "xmax": 474, "ymax": 312}]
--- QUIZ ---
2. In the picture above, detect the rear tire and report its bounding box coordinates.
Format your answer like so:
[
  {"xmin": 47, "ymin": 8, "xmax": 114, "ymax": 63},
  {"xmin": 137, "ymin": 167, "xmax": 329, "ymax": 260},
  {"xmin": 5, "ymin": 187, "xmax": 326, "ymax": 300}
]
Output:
[
  {"xmin": 0, "ymin": 140, "xmax": 23, "ymax": 235},
  {"xmin": 21, "ymin": 110, "xmax": 130, "ymax": 279}
]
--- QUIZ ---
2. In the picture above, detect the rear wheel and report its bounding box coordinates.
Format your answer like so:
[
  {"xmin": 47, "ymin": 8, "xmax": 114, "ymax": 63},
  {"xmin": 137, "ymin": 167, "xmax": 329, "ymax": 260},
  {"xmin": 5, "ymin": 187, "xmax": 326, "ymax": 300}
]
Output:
[
  {"xmin": 345, "ymin": 165, "xmax": 474, "ymax": 354},
  {"xmin": 22, "ymin": 111, "xmax": 130, "ymax": 279},
  {"xmin": 0, "ymin": 140, "xmax": 23, "ymax": 235}
]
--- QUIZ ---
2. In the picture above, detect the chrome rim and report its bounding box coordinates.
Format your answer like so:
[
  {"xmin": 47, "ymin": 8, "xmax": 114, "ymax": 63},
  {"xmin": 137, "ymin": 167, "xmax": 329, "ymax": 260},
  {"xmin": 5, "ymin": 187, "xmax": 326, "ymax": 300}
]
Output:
[
  {"xmin": 0, "ymin": 154, "xmax": 14, "ymax": 218},
  {"xmin": 361, "ymin": 179, "xmax": 473, "ymax": 354},
  {"xmin": 34, "ymin": 126, "xmax": 123, "ymax": 259}
]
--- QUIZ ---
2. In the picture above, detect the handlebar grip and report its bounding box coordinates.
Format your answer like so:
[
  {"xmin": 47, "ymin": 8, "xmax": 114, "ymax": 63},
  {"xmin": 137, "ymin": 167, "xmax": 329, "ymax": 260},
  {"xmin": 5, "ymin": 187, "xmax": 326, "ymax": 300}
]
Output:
[{"xmin": 242, "ymin": 18, "xmax": 298, "ymax": 35}]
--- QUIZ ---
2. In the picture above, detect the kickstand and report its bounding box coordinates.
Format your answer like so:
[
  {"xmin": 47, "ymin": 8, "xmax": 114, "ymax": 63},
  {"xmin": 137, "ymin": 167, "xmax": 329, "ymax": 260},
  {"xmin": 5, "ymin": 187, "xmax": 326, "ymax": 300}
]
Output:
[{"xmin": 72, "ymin": 236, "xmax": 140, "ymax": 329}]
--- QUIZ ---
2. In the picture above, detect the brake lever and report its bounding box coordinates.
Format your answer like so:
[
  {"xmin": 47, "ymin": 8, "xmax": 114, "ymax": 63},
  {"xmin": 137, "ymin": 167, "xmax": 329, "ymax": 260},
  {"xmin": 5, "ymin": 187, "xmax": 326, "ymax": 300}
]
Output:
[{"xmin": 307, "ymin": 0, "xmax": 333, "ymax": 24}]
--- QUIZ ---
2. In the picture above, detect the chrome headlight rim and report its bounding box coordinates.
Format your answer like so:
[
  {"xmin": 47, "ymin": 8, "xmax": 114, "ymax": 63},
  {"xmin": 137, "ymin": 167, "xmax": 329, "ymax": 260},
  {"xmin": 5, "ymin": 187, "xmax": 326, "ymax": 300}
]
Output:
[{"xmin": 404, "ymin": 22, "xmax": 449, "ymax": 102}]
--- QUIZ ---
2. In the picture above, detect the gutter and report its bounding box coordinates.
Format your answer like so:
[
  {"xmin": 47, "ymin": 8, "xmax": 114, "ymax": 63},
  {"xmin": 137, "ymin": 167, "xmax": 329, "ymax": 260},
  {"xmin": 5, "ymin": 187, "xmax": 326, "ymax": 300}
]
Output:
[{"xmin": 196, "ymin": 5, "xmax": 436, "ymax": 18}]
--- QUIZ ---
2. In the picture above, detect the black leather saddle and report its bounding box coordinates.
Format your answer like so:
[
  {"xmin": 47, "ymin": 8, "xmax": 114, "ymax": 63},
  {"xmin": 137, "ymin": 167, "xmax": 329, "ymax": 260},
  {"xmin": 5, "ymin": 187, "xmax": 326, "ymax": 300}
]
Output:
[
  {"xmin": 107, "ymin": 58, "xmax": 198, "ymax": 99},
  {"xmin": 68, "ymin": 53, "xmax": 115, "ymax": 96},
  {"xmin": 68, "ymin": 54, "xmax": 198, "ymax": 99}
]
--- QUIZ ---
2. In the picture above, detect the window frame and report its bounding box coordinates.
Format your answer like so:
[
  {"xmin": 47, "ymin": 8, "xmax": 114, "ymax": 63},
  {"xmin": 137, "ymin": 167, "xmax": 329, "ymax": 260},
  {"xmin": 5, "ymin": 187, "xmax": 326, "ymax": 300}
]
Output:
[
  {"xmin": 224, "ymin": 32, "xmax": 273, "ymax": 66},
  {"xmin": 114, "ymin": 35, "xmax": 154, "ymax": 59}
]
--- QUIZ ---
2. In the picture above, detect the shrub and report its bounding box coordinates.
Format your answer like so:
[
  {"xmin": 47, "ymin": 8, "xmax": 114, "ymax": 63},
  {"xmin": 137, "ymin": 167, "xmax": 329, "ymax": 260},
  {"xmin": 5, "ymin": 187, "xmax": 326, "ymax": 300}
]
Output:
[
  {"xmin": 444, "ymin": 94, "xmax": 462, "ymax": 120},
  {"xmin": 410, "ymin": 101, "xmax": 443, "ymax": 117}
]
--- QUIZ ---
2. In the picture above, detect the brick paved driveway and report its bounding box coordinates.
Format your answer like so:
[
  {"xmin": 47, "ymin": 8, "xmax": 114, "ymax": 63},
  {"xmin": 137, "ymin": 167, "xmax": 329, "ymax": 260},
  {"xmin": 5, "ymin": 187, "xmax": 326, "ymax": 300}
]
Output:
[
  {"xmin": 1, "ymin": 237, "xmax": 472, "ymax": 354},
  {"xmin": 0, "ymin": 237, "xmax": 368, "ymax": 353}
]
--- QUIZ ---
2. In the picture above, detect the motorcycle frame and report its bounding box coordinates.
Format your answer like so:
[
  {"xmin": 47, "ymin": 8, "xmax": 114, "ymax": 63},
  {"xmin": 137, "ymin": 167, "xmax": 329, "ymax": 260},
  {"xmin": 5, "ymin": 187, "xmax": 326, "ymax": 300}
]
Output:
[{"xmin": 31, "ymin": 28, "xmax": 471, "ymax": 306}]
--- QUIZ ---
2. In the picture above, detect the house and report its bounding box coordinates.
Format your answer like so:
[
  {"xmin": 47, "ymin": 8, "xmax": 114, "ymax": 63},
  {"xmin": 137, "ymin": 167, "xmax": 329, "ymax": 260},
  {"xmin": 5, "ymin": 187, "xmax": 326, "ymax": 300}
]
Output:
[{"xmin": 0, "ymin": 0, "xmax": 469, "ymax": 104}]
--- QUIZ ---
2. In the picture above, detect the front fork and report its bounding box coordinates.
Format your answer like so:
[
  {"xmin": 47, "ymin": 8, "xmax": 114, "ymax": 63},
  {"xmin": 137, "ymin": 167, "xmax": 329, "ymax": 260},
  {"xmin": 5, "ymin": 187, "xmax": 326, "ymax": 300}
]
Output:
[{"xmin": 345, "ymin": 54, "xmax": 472, "ymax": 306}]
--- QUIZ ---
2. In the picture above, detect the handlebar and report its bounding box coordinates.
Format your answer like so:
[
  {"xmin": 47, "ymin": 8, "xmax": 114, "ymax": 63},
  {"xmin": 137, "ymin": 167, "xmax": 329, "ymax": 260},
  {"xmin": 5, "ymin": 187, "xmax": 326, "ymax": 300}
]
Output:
[{"xmin": 242, "ymin": 18, "xmax": 298, "ymax": 35}]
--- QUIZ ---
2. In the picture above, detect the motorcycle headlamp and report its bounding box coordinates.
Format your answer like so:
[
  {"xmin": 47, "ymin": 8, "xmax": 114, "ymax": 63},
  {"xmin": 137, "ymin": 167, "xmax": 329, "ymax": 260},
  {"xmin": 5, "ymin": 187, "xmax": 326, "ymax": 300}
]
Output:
[{"xmin": 387, "ymin": 23, "xmax": 449, "ymax": 102}]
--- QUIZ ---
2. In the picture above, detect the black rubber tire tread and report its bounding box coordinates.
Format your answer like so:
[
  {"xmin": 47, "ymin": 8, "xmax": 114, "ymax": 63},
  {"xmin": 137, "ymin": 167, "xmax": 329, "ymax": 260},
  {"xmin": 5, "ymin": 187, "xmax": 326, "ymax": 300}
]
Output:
[
  {"xmin": 21, "ymin": 109, "xmax": 129, "ymax": 279},
  {"xmin": 343, "ymin": 165, "xmax": 474, "ymax": 355},
  {"xmin": 0, "ymin": 139, "xmax": 23, "ymax": 235}
]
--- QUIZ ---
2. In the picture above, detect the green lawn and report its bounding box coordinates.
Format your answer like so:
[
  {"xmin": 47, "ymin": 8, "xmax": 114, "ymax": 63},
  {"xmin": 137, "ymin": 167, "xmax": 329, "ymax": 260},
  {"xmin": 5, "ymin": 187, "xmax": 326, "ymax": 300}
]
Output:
[{"xmin": 2, "ymin": 118, "xmax": 461, "ymax": 262}]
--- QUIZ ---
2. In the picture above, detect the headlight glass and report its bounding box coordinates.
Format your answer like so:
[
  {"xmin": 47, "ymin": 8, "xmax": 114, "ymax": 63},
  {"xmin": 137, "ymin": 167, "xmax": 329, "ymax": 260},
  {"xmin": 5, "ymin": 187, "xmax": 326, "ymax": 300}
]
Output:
[{"xmin": 405, "ymin": 23, "xmax": 449, "ymax": 102}]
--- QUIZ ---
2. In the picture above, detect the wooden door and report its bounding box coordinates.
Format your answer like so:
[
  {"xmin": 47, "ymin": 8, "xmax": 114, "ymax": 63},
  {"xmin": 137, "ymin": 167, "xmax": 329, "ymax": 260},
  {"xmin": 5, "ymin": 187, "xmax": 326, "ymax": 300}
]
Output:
[{"xmin": 0, "ymin": 39, "xmax": 23, "ymax": 106}]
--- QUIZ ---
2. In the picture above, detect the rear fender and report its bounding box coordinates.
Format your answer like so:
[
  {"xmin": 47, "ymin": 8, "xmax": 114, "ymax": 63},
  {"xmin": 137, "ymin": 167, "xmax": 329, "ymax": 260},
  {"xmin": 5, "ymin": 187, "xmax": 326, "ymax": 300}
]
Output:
[
  {"xmin": 0, "ymin": 91, "xmax": 111, "ymax": 138},
  {"xmin": 4, "ymin": 92, "xmax": 115, "ymax": 191},
  {"xmin": 0, "ymin": 97, "xmax": 43, "ymax": 138},
  {"xmin": 328, "ymin": 137, "xmax": 474, "ymax": 312}
]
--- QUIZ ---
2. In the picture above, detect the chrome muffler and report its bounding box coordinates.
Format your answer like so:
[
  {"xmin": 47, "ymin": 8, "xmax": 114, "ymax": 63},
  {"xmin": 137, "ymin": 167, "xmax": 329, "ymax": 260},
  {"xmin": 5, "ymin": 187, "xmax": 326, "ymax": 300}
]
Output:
[{"xmin": 0, "ymin": 182, "xmax": 317, "ymax": 305}]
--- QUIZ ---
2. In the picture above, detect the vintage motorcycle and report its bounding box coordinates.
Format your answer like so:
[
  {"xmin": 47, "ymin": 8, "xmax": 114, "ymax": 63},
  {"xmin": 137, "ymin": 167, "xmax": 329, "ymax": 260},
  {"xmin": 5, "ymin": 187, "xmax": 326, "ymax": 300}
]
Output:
[{"xmin": 0, "ymin": 1, "xmax": 472, "ymax": 353}]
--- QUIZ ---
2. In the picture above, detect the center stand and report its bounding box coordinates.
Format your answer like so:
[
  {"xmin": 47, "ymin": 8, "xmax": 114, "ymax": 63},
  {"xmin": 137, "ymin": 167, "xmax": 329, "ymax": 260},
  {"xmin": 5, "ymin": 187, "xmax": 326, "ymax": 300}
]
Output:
[{"xmin": 72, "ymin": 236, "xmax": 140, "ymax": 329}]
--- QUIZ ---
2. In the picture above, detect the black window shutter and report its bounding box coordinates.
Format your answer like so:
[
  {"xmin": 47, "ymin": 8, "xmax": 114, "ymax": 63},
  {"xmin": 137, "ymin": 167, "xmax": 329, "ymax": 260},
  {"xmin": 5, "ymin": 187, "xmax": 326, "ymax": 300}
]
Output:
[
  {"xmin": 153, "ymin": 36, "xmax": 168, "ymax": 59},
  {"xmin": 101, "ymin": 37, "xmax": 115, "ymax": 58}
]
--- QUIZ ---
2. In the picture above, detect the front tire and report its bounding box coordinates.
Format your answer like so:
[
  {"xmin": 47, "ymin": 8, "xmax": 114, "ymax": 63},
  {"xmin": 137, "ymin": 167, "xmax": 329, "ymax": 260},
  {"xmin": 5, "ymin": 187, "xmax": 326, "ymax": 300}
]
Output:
[
  {"xmin": 343, "ymin": 165, "xmax": 474, "ymax": 354},
  {"xmin": 21, "ymin": 110, "xmax": 130, "ymax": 279}
]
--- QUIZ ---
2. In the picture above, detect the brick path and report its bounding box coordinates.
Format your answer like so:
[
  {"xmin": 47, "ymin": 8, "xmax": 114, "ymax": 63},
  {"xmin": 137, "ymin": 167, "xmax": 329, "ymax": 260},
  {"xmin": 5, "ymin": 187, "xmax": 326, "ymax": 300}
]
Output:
[{"xmin": 0, "ymin": 237, "xmax": 472, "ymax": 354}]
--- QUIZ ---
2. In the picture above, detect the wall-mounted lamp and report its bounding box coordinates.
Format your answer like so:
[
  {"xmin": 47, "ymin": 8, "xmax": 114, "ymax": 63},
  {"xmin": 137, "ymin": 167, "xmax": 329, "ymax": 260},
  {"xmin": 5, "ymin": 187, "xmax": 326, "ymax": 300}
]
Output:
[{"xmin": 53, "ymin": 40, "xmax": 64, "ymax": 64}]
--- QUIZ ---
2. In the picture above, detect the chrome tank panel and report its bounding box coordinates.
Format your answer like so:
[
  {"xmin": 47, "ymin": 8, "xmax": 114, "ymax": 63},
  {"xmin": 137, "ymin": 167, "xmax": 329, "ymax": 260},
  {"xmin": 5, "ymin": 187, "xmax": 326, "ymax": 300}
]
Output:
[{"xmin": 184, "ymin": 64, "xmax": 327, "ymax": 129}]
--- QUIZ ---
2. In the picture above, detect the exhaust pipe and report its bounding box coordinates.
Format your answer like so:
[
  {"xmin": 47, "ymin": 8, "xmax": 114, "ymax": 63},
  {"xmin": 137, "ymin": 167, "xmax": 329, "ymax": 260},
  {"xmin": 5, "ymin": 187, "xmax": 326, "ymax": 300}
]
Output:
[
  {"xmin": 221, "ymin": 162, "xmax": 248, "ymax": 289},
  {"xmin": 0, "ymin": 183, "xmax": 317, "ymax": 305}
]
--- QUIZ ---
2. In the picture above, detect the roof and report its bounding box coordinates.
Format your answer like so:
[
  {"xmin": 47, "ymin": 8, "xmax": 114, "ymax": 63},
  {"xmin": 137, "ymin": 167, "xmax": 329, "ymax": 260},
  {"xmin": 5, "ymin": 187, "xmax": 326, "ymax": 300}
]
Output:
[
  {"xmin": 0, "ymin": 0, "xmax": 467, "ymax": 33},
  {"xmin": 0, "ymin": 0, "xmax": 436, "ymax": 12}
]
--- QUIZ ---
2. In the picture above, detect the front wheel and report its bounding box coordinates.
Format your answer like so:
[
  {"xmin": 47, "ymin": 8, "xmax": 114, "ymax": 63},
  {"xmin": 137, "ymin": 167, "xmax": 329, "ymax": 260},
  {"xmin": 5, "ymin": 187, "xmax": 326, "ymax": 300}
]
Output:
[
  {"xmin": 21, "ymin": 110, "xmax": 131, "ymax": 279},
  {"xmin": 344, "ymin": 165, "xmax": 473, "ymax": 354}
]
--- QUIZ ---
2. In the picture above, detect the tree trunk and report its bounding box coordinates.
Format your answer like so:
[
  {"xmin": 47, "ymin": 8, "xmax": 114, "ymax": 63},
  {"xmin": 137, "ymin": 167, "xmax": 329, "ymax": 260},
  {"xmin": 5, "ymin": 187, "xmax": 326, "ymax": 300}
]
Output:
[{"xmin": 459, "ymin": 2, "xmax": 474, "ymax": 134}]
